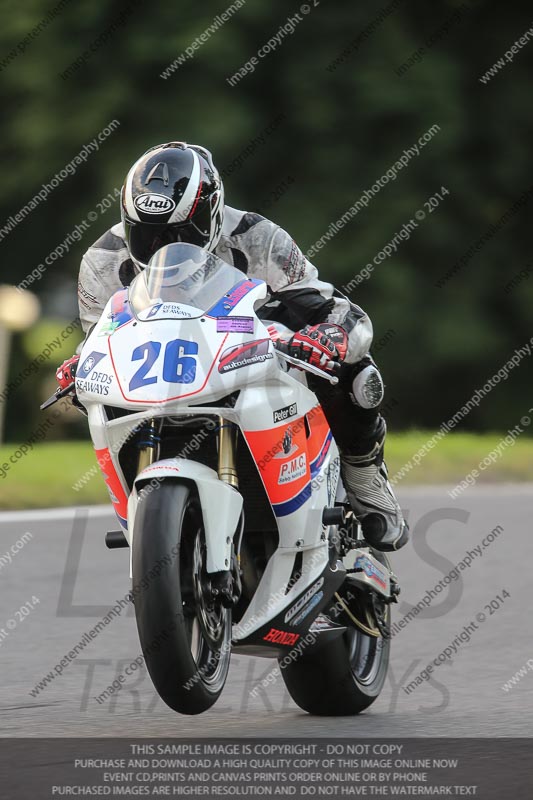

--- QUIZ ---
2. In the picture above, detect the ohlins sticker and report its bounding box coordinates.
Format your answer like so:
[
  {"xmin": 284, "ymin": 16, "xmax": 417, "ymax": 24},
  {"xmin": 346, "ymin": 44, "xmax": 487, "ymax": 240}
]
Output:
[
  {"xmin": 79, "ymin": 352, "xmax": 106, "ymax": 374},
  {"xmin": 218, "ymin": 339, "xmax": 273, "ymax": 373},
  {"xmin": 278, "ymin": 453, "xmax": 307, "ymax": 484},
  {"xmin": 273, "ymin": 402, "xmax": 297, "ymax": 424},
  {"xmin": 263, "ymin": 628, "xmax": 299, "ymax": 646},
  {"xmin": 354, "ymin": 555, "xmax": 388, "ymax": 589},
  {"xmin": 134, "ymin": 193, "xmax": 176, "ymax": 215},
  {"xmin": 285, "ymin": 578, "xmax": 325, "ymax": 623}
]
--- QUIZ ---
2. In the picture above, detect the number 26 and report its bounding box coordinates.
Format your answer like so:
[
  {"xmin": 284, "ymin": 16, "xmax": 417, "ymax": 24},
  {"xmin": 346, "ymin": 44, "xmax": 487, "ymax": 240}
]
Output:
[{"xmin": 129, "ymin": 339, "xmax": 198, "ymax": 391}]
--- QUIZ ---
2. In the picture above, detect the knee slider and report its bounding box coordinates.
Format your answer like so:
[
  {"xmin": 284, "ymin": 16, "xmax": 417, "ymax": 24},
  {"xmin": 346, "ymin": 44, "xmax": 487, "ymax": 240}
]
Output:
[{"xmin": 350, "ymin": 364, "xmax": 384, "ymax": 409}]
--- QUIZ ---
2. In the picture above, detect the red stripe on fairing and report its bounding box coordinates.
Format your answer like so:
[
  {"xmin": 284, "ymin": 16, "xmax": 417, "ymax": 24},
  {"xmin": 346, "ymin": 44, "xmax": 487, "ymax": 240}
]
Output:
[{"xmin": 95, "ymin": 447, "xmax": 129, "ymax": 528}]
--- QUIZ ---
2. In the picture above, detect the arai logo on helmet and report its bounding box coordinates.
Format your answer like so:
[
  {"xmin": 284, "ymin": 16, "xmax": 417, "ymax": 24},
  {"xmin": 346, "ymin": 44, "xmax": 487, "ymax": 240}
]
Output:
[{"xmin": 134, "ymin": 193, "xmax": 176, "ymax": 215}]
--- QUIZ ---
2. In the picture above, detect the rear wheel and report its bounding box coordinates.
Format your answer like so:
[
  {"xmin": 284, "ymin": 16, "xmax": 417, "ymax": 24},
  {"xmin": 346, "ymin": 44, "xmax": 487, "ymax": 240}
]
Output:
[
  {"xmin": 279, "ymin": 555, "xmax": 391, "ymax": 716},
  {"xmin": 132, "ymin": 481, "xmax": 231, "ymax": 715}
]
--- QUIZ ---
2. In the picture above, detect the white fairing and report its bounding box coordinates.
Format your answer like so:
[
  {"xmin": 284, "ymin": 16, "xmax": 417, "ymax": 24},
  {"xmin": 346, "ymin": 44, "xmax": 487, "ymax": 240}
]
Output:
[
  {"xmin": 77, "ymin": 244, "xmax": 360, "ymax": 645},
  {"xmin": 131, "ymin": 459, "xmax": 243, "ymax": 573}
]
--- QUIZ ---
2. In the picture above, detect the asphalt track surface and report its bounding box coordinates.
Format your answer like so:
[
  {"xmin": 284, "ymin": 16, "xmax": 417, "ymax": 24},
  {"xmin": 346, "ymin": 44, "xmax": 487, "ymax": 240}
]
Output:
[{"xmin": 1, "ymin": 484, "xmax": 532, "ymax": 738}]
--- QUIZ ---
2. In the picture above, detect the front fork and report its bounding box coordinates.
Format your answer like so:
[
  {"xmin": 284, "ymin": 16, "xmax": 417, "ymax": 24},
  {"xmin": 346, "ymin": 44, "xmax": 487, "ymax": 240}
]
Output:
[
  {"xmin": 136, "ymin": 416, "xmax": 240, "ymax": 485},
  {"xmin": 216, "ymin": 417, "xmax": 242, "ymax": 606},
  {"xmin": 136, "ymin": 418, "xmax": 160, "ymax": 473},
  {"xmin": 135, "ymin": 415, "xmax": 242, "ymax": 606},
  {"xmin": 217, "ymin": 417, "xmax": 239, "ymax": 489}
]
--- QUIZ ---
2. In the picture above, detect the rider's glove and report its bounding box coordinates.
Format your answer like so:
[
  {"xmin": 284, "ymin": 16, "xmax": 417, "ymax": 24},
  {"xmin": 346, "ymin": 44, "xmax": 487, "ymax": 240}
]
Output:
[
  {"xmin": 288, "ymin": 323, "xmax": 348, "ymax": 369},
  {"xmin": 56, "ymin": 354, "xmax": 80, "ymax": 391}
]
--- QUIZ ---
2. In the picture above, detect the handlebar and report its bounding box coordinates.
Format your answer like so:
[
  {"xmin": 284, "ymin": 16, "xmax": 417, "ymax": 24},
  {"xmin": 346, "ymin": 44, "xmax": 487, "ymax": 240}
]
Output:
[
  {"xmin": 40, "ymin": 330, "xmax": 341, "ymax": 413},
  {"xmin": 273, "ymin": 340, "xmax": 341, "ymax": 385}
]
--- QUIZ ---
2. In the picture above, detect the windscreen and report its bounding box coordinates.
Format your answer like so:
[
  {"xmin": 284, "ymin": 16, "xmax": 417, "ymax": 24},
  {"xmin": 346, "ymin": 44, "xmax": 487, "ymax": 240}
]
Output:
[{"xmin": 129, "ymin": 242, "xmax": 248, "ymax": 316}]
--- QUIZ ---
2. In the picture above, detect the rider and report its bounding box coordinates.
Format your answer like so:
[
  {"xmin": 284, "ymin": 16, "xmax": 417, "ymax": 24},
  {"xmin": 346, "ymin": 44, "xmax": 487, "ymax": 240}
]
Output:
[{"xmin": 57, "ymin": 142, "xmax": 408, "ymax": 552}]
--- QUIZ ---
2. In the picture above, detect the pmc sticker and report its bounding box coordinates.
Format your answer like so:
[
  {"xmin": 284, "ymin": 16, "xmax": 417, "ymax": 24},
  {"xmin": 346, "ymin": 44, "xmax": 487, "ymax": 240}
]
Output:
[{"xmin": 278, "ymin": 453, "xmax": 307, "ymax": 484}]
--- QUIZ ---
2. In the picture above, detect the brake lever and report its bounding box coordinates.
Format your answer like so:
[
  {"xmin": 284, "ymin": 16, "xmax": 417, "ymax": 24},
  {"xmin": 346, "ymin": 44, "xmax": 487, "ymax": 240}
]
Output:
[
  {"xmin": 40, "ymin": 383, "xmax": 76, "ymax": 410},
  {"xmin": 274, "ymin": 342, "xmax": 340, "ymax": 385}
]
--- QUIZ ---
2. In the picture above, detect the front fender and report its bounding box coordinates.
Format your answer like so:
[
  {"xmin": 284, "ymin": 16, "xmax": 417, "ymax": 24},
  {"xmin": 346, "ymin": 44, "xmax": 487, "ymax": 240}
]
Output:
[{"xmin": 129, "ymin": 458, "xmax": 243, "ymax": 574}]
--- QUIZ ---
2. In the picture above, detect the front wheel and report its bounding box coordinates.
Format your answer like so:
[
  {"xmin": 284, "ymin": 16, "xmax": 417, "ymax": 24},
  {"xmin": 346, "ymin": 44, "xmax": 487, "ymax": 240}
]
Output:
[{"xmin": 132, "ymin": 481, "xmax": 231, "ymax": 715}]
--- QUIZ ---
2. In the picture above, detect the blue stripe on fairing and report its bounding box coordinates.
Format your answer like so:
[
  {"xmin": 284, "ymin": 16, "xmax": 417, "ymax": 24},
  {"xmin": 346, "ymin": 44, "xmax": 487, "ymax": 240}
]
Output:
[
  {"xmin": 310, "ymin": 431, "xmax": 333, "ymax": 477},
  {"xmin": 206, "ymin": 279, "xmax": 263, "ymax": 317},
  {"xmin": 115, "ymin": 511, "xmax": 128, "ymax": 530},
  {"xmin": 273, "ymin": 483, "xmax": 312, "ymax": 517}
]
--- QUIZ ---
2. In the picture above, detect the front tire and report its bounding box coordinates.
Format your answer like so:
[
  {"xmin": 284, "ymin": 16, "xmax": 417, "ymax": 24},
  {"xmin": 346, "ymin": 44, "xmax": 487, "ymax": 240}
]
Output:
[{"xmin": 132, "ymin": 481, "xmax": 231, "ymax": 715}]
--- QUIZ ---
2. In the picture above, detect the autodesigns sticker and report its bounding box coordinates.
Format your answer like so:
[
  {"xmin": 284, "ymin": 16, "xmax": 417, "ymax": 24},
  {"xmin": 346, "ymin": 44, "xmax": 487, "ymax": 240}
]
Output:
[{"xmin": 218, "ymin": 339, "xmax": 273, "ymax": 373}]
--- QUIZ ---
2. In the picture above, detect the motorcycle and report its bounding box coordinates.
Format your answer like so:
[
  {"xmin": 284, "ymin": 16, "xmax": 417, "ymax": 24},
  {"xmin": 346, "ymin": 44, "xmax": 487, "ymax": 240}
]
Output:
[{"xmin": 43, "ymin": 242, "xmax": 399, "ymax": 716}]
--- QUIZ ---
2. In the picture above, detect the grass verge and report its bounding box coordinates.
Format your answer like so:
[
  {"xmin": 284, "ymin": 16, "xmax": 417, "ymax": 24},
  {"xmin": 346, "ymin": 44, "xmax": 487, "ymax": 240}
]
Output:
[{"xmin": 0, "ymin": 432, "xmax": 531, "ymax": 510}]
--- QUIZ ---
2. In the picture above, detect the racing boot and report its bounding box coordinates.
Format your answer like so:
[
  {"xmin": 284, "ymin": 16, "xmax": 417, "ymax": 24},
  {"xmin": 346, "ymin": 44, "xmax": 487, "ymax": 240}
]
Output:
[{"xmin": 341, "ymin": 420, "xmax": 409, "ymax": 552}]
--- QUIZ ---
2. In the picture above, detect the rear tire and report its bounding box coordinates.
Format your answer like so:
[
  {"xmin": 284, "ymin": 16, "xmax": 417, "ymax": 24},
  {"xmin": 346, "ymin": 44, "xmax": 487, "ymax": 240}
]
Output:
[
  {"xmin": 279, "ymin": 563, "xmax": 390, "ymax": 715},
  {"xmin": 132, "ymin": 481, "xmax": 231, "ymax": 715}
]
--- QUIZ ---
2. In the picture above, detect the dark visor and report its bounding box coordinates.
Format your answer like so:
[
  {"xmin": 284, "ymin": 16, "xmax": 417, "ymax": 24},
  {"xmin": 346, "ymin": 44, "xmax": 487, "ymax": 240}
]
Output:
[{"xmin": 125, "ymin": 202, "xmax": 212, "ymax": 265}]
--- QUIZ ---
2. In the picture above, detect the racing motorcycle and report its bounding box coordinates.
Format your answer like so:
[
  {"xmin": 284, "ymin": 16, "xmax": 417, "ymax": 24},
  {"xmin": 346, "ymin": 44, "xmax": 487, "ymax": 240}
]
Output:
[{"xmin": 43, "ymin": 242, "xmax": 400, "ymax": 716}]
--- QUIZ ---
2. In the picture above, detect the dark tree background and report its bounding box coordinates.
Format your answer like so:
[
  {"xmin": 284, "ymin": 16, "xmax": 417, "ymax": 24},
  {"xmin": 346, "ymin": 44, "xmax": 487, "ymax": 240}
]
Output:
[{"xmin": 0, "ymin": 0, "xmax": 531, "ymax": 440}]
